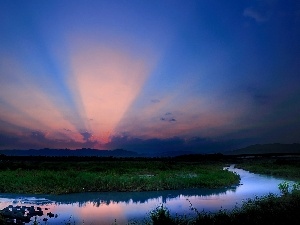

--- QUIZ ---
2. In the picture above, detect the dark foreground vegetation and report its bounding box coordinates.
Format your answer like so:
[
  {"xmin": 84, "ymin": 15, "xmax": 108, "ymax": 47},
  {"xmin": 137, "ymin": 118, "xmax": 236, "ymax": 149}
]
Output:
[
  {"xmin": 0, "ymin": 155, "xmax": 239, "ymax": 194},
  {"xmin": 145, "ymin": 188, "xmax": 300, "ymax": 225}
]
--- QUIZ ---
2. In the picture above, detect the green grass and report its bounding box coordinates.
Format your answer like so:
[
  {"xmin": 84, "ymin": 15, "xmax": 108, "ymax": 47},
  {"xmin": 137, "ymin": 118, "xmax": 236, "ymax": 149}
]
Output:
[
  {"xmin": 0, "ymin": 160, "xmax": 240, "ymax": 194},
  {"xmin": 235, "ymin": 158, "xmax": 300, "ymax": 181}
]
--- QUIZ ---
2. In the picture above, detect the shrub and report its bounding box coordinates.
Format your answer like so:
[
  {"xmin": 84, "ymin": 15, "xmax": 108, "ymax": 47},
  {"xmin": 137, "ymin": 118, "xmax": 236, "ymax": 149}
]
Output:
[{"xmin": 150, "ymin": 205, "xmax": 175, "ymax": 225}]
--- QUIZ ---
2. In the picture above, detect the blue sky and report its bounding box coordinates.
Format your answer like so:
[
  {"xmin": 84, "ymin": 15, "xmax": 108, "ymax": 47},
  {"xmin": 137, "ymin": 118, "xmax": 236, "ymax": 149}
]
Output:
[{"xmin": 0, "ymin": 0, "xmax": 299, "ymax": 153}]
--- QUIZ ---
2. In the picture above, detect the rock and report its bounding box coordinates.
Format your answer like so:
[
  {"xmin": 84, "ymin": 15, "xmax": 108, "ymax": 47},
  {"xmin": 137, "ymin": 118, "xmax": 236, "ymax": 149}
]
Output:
[{"xmin": 47, "ymin": 212, "xmax": 55, "ymax": 218}]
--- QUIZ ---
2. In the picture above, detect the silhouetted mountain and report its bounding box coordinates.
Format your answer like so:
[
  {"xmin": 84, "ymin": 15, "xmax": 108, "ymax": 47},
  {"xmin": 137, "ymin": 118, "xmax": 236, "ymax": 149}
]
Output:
[
  {"xmin": 3, "ymin": 143, "xmax": 299, "ymax": 157},
  {"xmin": 226, "ymin": 143, "xmax": 300, "ymax": 155},
  {"xmin": 151, "ymin": 150, "xmax": 196, "ymax": 157},
  {"xmin": 0, "ymin": 148, "xmax": 139, "ymax": 157},
  {"xmin": 0, "ymin": 149, "xmax": 199, "ymax": 158}
]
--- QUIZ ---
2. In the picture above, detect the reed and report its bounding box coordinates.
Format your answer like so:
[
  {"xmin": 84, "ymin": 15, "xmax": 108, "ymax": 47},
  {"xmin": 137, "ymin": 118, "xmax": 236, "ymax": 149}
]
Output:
[
  {"xmin": 0, "ymin": 160, "xmax": 239, "ymax": 194},
  {"xmin": 145, "ymin": 190, "xmax": 300, "ymax": 225},
  {"xmin": 236, "ymin": 158, "xmax": 300, "ymax": 180}
]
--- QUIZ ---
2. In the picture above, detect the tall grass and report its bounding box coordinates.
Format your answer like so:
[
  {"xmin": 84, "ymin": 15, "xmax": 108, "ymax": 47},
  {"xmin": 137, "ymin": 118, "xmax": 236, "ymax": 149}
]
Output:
[
  {"xmin": 0, "ymin": 161, "xmax": 239, "ymax": 194},
  {"xmin": 236, "ymin": 158, "xmax": 300, "ymax": 181},
  {"xmin": 145, "ymin": 190, "xmax": 300, "ymax": 225}
]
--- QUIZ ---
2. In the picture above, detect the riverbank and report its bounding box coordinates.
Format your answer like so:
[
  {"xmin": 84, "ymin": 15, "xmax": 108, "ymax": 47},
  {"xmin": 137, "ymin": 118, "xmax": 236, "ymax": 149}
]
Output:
[
  {"xmin": 0, "ymin": 160, "xmax": 240, "ymax": 194},
  {"xmin": 2, "ymin": 186, "xmax": 298, "ymax": 225},
  {"xmin": 145, "ymin": 189, "xmax": 300, "ymax": 225},
  {"xmin": 143, "ymin": 158, "xmax": 300, "ymax": 225},
  {"xmin": 235, "ymin": 157, "xmax": 300, "ymax": 181},
  {"xmin": 1, "ymin": 162, "xmax": 298, "ymax": 225}
]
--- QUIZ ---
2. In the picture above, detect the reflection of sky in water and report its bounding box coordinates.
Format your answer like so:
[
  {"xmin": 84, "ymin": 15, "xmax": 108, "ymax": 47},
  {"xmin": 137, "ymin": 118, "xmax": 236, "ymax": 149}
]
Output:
[{"xmin": 0, "ymin": 167, "xmax": 290, "ymax": 225}]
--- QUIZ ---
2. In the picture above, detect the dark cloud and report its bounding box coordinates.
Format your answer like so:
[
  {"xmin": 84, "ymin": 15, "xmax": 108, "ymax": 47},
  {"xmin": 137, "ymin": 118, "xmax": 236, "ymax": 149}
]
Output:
[
  {"xmin": 31, "ymin": 131, "xmax": 47, "ymax": 141},
  {"xmin": 64, "ymin": 128, "xmax": 72, "ymax": 132},
  {"xmin": 0, "ymin": 134, "xmax": 20, "ymax": 148},
  {"xmin": 105, "ymin": 135, "xmax": 185, "ymax": 154},
  {"xmin": 0, "ymin": 129, "xmax": 100, "ymax": 150},
  {"xmin": 160, "ymin": 112, "xmax": 176, "ymax": 122},
  {"xmin": 104, "ymin": 135, "xmax": 247, "ymax": 154},
  {"xmin": 151, "ymin": 99, "xmax": 160, "ymax": 103},
  {"xmin": 80, "ymin": 131, "xmax": 92, "ymax": 141},
  {"xmin": 0, "ymin": 119, "xmax": 31, "ymax": 134}
]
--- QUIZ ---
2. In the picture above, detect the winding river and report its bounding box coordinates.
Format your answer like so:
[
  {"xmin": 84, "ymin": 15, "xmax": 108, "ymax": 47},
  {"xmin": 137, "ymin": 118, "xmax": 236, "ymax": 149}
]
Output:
[{"xmin": 0, "ymin": 166, "xmax": 290, "ymax": 224}]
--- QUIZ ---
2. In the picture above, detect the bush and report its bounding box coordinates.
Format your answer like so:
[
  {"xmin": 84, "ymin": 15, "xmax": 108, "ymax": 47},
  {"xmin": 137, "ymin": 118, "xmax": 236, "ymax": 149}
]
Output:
[
  {"xmin": 150, "ymin": 205, "xmax": 175, "ymax": 225},
  {"xmin": 147, "ymin": 191, "xmax": 300, "ymax": 225}
]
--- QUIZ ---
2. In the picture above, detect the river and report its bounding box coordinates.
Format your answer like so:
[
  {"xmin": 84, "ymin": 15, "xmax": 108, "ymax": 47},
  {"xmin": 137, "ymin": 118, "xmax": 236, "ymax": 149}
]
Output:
[{"xmin": 0, "ymin": 165, "xmax": 289, "ymax": 224}]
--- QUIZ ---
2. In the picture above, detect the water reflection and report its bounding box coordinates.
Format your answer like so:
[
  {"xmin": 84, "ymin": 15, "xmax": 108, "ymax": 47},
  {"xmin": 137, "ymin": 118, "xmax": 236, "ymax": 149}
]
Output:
[{"xmin": 0, "ymin": 167, "xmax": 289, "ymax": 225}]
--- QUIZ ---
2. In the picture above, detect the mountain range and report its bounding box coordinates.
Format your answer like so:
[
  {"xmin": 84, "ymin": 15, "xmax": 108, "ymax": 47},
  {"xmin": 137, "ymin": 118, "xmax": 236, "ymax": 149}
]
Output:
[
  {"xmin": 0, "ymin": 148, "xmax": 139, "ymax": 157},
  {"xmin": 225, "ymin": 143, "xmax": 300, "ymax": 155},
  {"xmin": 1, "ymin": 143, "xmax": 300, "ymax": 157}
]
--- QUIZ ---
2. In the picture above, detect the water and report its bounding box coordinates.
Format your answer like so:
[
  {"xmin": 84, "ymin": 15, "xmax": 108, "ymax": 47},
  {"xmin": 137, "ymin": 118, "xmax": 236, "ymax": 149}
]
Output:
[{"xmin": 0, "ymin": 166, "xmax": 289, "ymax": 224}]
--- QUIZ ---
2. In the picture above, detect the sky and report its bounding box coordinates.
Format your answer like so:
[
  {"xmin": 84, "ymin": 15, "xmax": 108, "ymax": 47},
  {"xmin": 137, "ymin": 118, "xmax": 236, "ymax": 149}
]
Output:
[{"xmin": 0, "ymin": 0, "xmax": 299, "ymax": 153}]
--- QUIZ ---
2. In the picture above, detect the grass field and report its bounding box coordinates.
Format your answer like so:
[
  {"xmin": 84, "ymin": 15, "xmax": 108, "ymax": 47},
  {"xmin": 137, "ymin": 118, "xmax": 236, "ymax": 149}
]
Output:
[
  {"xmin": 236, "ymin": 157, "xmax": 300, "ymax": 181},
  {"xmin": 0, "ymin": 159, "xmax": 240, "ymax": 194}
]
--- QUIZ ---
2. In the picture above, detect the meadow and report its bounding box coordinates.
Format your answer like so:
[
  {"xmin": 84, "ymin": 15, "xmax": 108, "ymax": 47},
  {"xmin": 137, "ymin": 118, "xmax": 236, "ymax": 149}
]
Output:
[
  {"xmin": 0, "ymin": 157, "xmax": 239, "ymax": 194},
  {"xmin": 235, "ymin": 157, "xmax": 300, "ymax": 181}
]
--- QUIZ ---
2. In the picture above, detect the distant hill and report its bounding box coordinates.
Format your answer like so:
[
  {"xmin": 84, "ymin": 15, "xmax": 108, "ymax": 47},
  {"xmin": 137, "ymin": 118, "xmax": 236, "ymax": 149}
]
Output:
[
  {"xmin": 226, "ymin": 143, "xmax": 300, "ymax": 155},
  {"xmin": 0, "ymin": 148, "xmax": 139, "ymax": 157},
  {"xmin": 2, "ymin": 143, "xmax": 299, "ymax": 157},
  {"xmin": 0, "ymin": 148, "xmax": 198, "ymax": 158},
  {"xmin": 153, "ymin": 150, "xmax": 196, "ymax": 157}
]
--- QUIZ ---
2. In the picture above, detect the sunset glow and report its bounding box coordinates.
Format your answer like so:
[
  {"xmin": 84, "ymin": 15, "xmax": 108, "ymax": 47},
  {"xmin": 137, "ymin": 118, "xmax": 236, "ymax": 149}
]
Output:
[{"xmin": 0, "ymin": 0, "xmax": 299, "ymax": 153}]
